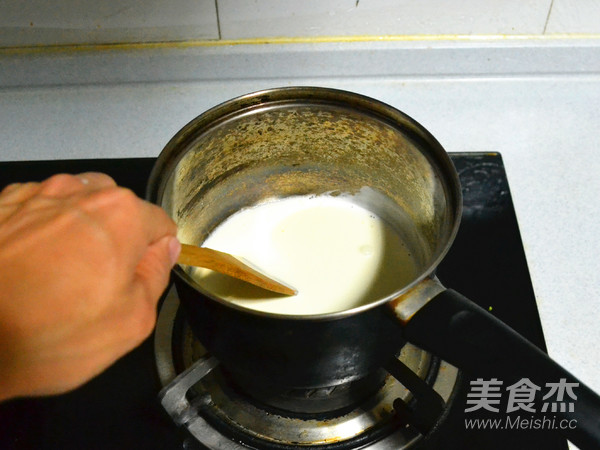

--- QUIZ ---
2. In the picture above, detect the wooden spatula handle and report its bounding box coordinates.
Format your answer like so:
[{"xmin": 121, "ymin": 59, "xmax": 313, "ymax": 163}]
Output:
[{"xmin": 177, "ymin": 244, "xmax": 296, "ymax": 296}]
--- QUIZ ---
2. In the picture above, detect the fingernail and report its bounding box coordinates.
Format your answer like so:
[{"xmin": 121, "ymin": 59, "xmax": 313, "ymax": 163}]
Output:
[{"xmin": 168, "ymin": 237, "xmax": 181, "ymax": 266}]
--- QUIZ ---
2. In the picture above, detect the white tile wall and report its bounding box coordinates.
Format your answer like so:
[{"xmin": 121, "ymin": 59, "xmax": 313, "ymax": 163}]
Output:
[
  {"xmin": 217, "ymin": 0, "xmax": 553, "ymax": 39},
  {"xmin": 1, "ymin": 0, "xmax": 600, "ymax": 48},
  {"xmin": 0, "ymin": 0, "xmax": 218, "ymax": 47},
  {"xmin": 546, "ymin": 0, "xmax": 600, "ymax": 34}
]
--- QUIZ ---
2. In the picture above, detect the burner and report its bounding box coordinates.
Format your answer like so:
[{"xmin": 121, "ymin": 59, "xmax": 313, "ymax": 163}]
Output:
[{"xmin": 155, "ymin": 287, "xmax": 459, "ymax": 449}]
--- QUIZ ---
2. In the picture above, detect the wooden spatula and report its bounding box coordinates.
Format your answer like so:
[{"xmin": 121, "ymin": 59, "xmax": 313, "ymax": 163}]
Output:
[{"xmin": 177, "ymin": 243, "xmax": 296, "ymax": 296}]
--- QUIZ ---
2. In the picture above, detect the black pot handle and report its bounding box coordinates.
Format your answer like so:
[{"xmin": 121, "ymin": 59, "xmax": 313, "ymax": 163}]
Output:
[{"xmin": 401, "ymin": 288, "xmax": 600, "ymax": 450}]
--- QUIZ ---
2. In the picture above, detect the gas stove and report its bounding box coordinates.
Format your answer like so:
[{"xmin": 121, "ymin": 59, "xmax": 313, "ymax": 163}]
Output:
[
  {"xmin": 155, "ymin": 285, "xmax": 458, "ymax": 449},
  {"xmin": 0, "ymin": 153, "xmax": 568, "ymax": 449}
]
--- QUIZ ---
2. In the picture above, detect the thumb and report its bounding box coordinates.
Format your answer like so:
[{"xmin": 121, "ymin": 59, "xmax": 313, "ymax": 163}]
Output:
[{"xmin": 132, "ymin": 235, "xmax": 180, "ymax": 306}]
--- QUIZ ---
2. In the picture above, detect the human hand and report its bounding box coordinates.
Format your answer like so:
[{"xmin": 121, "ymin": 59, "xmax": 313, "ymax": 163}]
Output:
[{"xmin": 0, "ymin": 173, "xmax": 179, "ymax": 401}]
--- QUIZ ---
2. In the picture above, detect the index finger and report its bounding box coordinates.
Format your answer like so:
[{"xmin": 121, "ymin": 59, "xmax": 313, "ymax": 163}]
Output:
[
  {"xmin": 137, "ymin": 198, "xmax": 178, "ymax": 244},
  {"xmin": 124, "ymin": 197, "xmax": 178, "ymax": 276}
]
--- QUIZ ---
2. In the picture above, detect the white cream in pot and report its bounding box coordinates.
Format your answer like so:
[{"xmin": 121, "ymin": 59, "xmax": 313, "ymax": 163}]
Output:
[{"xmin": 190, "ymin": 194, "xmax": 418, "ymax": 315}]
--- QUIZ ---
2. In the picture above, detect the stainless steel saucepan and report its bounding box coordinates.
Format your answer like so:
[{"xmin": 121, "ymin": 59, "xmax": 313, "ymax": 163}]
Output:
[{"xmin": 147, "ymin": 87, "xmax": 600, "ymax": 449}]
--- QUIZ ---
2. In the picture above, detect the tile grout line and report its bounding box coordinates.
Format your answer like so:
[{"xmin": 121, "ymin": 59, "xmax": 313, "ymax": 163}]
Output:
[
  {"xmin": 543, "ymin": 0, "xmax": 555, "ymax": 34},
  {"xmin": 3, "ymin": 33, "xmax": 600, "ymax": 56},
  {"xmin": 214, "ymin": 0, "xmax": 222, "ymax": 40}
]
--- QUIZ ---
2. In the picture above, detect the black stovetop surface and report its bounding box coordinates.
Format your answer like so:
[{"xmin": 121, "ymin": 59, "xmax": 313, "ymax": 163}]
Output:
[{"xmin": 0, "ymin": 153, "xmax": 568, "ymax": 450}]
